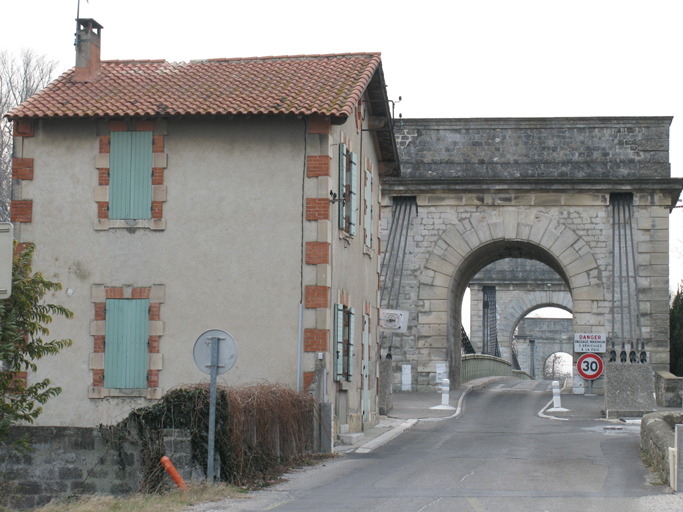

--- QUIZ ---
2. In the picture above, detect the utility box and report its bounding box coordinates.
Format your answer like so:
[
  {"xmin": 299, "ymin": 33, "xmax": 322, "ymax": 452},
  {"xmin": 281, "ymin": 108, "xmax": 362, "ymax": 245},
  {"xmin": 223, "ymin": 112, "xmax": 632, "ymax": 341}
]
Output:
[{"xmin": 0, "ymin": 223, "xmax": 13, "ymax": 299}]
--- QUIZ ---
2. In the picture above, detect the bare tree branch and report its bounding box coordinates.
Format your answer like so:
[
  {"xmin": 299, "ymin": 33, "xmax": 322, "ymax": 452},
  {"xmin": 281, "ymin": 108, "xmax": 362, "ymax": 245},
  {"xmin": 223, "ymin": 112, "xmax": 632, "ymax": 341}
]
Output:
[{"xmin": 0, "ymin": 49, "xmax": 59, "ymax": 221}]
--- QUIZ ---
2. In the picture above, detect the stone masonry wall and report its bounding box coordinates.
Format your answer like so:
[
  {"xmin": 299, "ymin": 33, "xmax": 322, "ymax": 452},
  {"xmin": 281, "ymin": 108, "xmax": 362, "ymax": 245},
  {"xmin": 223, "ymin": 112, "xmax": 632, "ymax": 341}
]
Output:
[{"xmin": 380, "ymin": 118, "xmax": 680, "ymax": 392}]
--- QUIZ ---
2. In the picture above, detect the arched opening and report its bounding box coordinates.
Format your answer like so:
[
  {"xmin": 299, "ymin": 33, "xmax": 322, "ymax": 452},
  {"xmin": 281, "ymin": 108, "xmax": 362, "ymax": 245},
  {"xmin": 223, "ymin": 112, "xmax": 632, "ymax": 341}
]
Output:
[
  {"xmin": 543, "ymin": 352, "xmax": 573, "ymax": 381},
  {"xmin": 448, "ymin": 240, "xmax": 575, "ymax": 385}
]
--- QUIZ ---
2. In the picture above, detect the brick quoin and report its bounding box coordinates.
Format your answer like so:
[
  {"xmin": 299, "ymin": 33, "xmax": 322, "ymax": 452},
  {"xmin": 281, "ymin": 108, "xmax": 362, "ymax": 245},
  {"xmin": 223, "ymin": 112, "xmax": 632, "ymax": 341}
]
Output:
[
  {"xmin": 13, "ymin": 120, "xmax": 33, "ymax": 137},
  {"xmin": 105, "ymin": 287, "xmax": 124, "ymax": 299},
  {"xmin": 147, "ymin": 370, "xmax": 159, "ymax": 387},
  {"xmin": 307, "ymin": 115, "xmax": 331, "ymax": 135},
  {"xmin": 306, "ymin": 198, "xmax": 330, "ymax": 221},
  {"xmin": 305, "ymin": 242, "xmax": 330, "ymax": 265},
  {"xmin": 149, "ymin": 303, "xmax": 160, "ymax": 321},
  {"xmin": 12, "ymin": 158, "xmax": 33, "ymax": 180},
  {"xmin": 97, "ymin": 202, "xmax": 108, "ymax": 219},
  {"xmin": 151, "ymin": 201, "xmax": 163, "ymax": 219},
  {"xmin": 303, "ymin": 372, "xmax": 315, "ymax": 391},
  {"xmin": 92, "ymin": 369, "xmax": 104, "ymax": 387},
  {"xmin": 13, "ymin": 242, "xmax": 31, "ymax": 258},
  {"xmin": 109, "ymin": 121, "xmax": 127, "ymax": 132},
  {"xmin": 304, "ymin": 329, "xmax": 328, "ymax": 352},
  {"xmin": 152, "ymin": 136, "xmax": 164, "ymax": 153},
  {"xmin": 305, "ymin": 286, "xmax": 329, "ymax": 308},
  {"xmin": 93, "ymin": 335, "xmax": 105, "ymax": 353},
  {"xmin": 99, "ymin": 136, "xmax": 110, "ymax": 153},
  {"xmin": 94, "ymin": 302, "xmax": 106, "ymax": 320},
  {"xmin": 306, "ymin": 155, "xmax": 331, "ymax": 177},
  {"xmin": 99, "ymin": 168, "xmax": 109, "ymax": 186},
  {"xmin": 10, "ymin": 200, "xmax": 32, "ymax": 223},
  {"xmin": 131, "ymin": 287, "xmax": 151, "ymax": 299},
  {"xmin": 148, "ymin": 335, "xmax": 160, "ymax": 353},
  {"xmin": 136, "ymin": 120, "xmax": 155, "ymax": 132},
  {"xmin": 152, "ymin": 168, "xmax": 164, "ymax": 185}
]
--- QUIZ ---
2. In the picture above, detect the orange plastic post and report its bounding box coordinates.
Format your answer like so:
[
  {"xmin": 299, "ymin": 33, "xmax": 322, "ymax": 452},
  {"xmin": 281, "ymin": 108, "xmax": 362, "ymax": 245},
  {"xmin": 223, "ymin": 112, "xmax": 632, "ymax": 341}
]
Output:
[{"xmin": 161, "ymin": 455, "xmax": 189, "ymax": 491}]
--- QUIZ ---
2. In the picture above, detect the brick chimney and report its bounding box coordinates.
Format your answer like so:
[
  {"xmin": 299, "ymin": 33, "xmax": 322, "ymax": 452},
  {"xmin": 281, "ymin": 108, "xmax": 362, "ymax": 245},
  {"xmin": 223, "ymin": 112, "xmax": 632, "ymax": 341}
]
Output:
[{"xmin": 73, "ymin": 19, "xmax": 103, "ymax": 82}]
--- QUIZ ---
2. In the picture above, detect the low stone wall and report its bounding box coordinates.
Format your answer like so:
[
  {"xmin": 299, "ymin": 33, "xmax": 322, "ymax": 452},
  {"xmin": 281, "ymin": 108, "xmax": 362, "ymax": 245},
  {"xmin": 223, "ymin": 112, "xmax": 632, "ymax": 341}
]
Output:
[
  {"xmin": 0, "ymin": 426, "xmax": 193, "ymax": 509},
  {"xmin": 655, "ymin": 371, "xmax": 682, "ymax": 407},
  {"xmin": 640, "ymin": 412, "xmax": 683, "ymax": 485}
]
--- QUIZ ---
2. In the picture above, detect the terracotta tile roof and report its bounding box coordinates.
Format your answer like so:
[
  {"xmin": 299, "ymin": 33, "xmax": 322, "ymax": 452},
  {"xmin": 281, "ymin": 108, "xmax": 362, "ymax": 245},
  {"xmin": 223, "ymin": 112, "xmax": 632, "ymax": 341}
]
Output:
[{"xmin": 7, "ymin": 53, "xmax": 382, "ymax": 120}]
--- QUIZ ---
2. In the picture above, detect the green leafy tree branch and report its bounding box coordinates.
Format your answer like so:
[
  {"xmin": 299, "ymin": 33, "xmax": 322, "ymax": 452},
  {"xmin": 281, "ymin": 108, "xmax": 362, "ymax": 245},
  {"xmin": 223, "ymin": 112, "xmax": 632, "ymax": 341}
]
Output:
[{"xmin": 0, "ymin": 242, "xmax": 73, "ymax": 452}]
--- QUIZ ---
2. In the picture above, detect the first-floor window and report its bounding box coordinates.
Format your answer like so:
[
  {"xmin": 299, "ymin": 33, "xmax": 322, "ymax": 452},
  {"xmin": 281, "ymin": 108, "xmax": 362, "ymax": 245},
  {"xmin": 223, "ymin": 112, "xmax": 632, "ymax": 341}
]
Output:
[
  {"xmin": 333, "ymin": 303, "xmax": 355, "ymax": 382},
  {"xmin": 104, "ymin": 298, "xmax": 149, "ymax": 388}
]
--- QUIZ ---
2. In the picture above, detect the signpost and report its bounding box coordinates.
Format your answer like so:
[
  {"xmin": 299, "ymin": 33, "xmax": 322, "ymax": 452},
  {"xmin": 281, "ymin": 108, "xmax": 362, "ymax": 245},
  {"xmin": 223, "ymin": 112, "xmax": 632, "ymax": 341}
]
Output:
[
  {"xmin": 576, "ymin": 352, "xmax": 603, "ymax": 395},
  {"xmin": 193, "ymin": 329, "xmax": 237, "ymax": 482}
]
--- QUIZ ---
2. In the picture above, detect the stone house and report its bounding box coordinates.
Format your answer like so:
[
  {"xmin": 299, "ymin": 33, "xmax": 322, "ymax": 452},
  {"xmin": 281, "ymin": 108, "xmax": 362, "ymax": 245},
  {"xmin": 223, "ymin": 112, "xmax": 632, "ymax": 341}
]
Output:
[{"xmin": 7, "ymin": 19, "xmax": 399, "ymax": 438}]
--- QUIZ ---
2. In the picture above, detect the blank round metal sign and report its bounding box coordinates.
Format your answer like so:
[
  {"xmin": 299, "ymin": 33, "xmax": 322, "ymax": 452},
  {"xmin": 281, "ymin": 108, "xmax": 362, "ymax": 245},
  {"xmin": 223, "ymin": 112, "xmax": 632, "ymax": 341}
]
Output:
[{"xmin": 193, "ymin": 329, "xmax": 237, "ymax": 375}]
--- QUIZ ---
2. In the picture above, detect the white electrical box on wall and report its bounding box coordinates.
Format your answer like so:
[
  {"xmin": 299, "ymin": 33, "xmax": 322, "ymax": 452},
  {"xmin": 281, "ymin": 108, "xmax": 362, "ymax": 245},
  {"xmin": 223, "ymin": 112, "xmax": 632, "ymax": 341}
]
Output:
[
  {"xmin": 378, "ymin": 309, "xmax": 409, "ymax": 333},
  {"xmin": 0, "ymin": 223, "xmax": 13, "ymax": 299}
]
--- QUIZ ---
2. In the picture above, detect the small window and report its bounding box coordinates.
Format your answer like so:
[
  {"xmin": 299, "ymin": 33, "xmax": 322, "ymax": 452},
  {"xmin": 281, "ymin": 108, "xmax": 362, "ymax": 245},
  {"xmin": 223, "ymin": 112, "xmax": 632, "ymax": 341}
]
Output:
[
  {"xmin": 333, "ymin": 303, "xmax": 355, "ymax": 382},
  {"xmin": 104, "ymin": 298, "xmax": 149, "ymax": 388},
  {"xmin": 363, "ymin": 164, "xmax": 373, "ymax": 248},
  {"xmin": 338, "ymin": 143, "xmax": 359, "ymax": 236},
  {"xmin": 109, "ymin": 131, "xmax": 153, "ymax": 220}
]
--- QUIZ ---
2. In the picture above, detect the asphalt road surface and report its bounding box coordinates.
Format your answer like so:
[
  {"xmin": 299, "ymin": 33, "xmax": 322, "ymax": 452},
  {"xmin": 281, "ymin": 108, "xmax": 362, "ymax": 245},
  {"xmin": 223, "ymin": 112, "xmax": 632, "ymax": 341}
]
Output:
[{"xmin": 190, "ymin": 380, "xmax": 683, "ymax": 512}]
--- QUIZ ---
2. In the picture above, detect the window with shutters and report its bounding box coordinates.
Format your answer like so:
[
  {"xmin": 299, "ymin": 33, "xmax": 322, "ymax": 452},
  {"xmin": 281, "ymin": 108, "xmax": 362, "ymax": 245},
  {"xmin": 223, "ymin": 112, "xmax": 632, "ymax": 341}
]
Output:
[
  {"xmin": 333, "ymin": 303, "xmax": 355, "ymax": 382},
  {"xmin": 363, "ymin": 160, "xmax": 373, "ymax": 249},
  {"xmin": 104, "ymin": 299, "xmax": 149, "ymax": 389},
  {"xmin": 338, "ymin": 142, "xmax": 358, "ymax": 236},
  {"xmin": 109, "ymin": 131, "xmax": 153, "ymax": 220}
]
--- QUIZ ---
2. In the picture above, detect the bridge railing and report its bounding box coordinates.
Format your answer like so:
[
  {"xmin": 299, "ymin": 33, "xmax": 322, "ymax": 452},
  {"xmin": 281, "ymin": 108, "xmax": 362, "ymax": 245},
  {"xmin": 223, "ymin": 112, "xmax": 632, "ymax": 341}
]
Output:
[{"xmin": 461, "ymin": 354, "xmax": 535, "ymax": 382}]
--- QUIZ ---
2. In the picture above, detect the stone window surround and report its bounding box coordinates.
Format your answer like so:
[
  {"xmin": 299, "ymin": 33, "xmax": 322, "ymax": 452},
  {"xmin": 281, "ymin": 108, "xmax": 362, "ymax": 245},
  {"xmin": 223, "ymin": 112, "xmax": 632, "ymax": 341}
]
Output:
[
  {"xmin": 88, "ymin": 283, "xmax": 165, "ymax": 399},
  {"xmin": 94, "ymin": 119, "xmax": 168, "ymax": 231}
]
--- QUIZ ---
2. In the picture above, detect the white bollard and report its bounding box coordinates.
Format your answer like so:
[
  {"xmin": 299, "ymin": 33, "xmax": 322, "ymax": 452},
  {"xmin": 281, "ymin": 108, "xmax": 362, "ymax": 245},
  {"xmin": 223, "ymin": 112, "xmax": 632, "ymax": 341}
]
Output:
[
  {"xmin": 441, "ymin": 378, "xmax": 450, "ymax": 405},
  {"xmin": 552, "ymin": 380, "xmax": 562, "ymax": 409}
]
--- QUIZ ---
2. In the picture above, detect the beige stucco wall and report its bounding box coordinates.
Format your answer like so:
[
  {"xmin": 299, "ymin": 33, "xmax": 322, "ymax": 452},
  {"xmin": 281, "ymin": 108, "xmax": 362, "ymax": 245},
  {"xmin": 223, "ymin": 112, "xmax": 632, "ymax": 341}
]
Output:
[{"xmin": 17, "ymin": 116, "xmax": 307, "ymax": 426}]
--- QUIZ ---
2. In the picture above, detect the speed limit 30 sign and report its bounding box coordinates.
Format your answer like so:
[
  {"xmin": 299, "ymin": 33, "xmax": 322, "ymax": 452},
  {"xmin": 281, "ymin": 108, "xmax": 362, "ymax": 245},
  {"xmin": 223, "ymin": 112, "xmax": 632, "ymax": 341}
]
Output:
[{"xmin": 576, "ymin": 353, "xmax": 604, "ymax": 380}]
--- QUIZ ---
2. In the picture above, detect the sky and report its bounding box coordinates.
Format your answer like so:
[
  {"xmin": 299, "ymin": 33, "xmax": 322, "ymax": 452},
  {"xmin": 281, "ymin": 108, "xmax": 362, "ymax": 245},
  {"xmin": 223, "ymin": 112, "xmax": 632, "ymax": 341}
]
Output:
[{"xmin": 2, "ymin": 0, "xmax": 682, "ymax": 305}]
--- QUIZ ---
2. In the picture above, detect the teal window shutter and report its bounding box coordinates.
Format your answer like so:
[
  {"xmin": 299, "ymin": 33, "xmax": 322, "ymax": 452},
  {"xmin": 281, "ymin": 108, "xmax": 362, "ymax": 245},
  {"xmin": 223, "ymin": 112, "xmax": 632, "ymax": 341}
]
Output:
[
  {"xmin": 109, "ymin": 131, "xmax": 152, "ymax": 220},
  {"xmin": 364, "ymin": 169, "xmax": 372, "ymax": 247},
  {"xmin": 349, "ymin": 152, "xmax": 358, "ymax": 236},
  {"xmin": 334, "ymin": 304, "xmax": 344, "ymax": 382},
  {"xmin": 129, "ymin": 132, "xmax": 153, "ymax": 219},
  {"xmin": 347, "ymin": 307, "xmax": 355, "ymax": 381},
  {"xmin": 338, "ymin": 143, "xmax": 347, "ymax": 230},
  {"xmin": 104, "ymin": 299, "xmax": 149, "ymax": 389},
  {"xmin": 362, "ymin": 313, "xmax": 370, "ymax": 422}
]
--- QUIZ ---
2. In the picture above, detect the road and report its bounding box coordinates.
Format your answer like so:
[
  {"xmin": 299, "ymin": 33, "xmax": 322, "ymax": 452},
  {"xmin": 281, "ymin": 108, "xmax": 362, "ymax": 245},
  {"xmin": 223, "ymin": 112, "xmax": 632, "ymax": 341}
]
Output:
[{"xmin": 190, "ymin": 380, "xmax": 683, "ymax": 512}]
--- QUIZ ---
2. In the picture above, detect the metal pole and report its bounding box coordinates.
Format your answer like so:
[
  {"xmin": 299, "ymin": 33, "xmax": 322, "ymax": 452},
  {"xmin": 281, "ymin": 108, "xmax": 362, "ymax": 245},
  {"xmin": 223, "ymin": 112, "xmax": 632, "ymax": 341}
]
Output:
[
  {"xmin": 617, "ymin": 199, "xmax": 626, "ymax": 362},
  {"xmin": 207, "ymin": 336, "xmax": 220, "ymax": 482},
  {"xmin": 610, "ymin": 200, "xmax": 616, "ymax": 361}
]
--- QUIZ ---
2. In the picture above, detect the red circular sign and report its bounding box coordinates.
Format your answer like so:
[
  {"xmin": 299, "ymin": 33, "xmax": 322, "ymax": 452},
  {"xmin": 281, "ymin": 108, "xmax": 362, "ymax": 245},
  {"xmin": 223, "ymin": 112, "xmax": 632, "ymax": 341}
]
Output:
[{"xmin": 576, "ymin": 353, "xmax": 604, "ymax": 380}]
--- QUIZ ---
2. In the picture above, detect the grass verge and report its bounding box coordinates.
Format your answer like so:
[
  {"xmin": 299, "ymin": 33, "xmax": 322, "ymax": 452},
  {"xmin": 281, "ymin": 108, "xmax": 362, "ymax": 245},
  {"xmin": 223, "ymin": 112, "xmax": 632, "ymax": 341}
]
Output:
[{"xmin": 2, "ymin": 483, "xmax": 245, "ymax": 512}]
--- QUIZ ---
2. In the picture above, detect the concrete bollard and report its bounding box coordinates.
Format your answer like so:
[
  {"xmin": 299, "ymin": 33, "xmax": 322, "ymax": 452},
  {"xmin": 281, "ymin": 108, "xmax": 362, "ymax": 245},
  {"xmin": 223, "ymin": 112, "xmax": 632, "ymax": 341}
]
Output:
[
  {"xmin": 441, "ymin": 378, "xmax": 450, "ymax": 405},
  {"xmin": 552, "ymin": 380, "xmax": 562, "ymax": 409}
]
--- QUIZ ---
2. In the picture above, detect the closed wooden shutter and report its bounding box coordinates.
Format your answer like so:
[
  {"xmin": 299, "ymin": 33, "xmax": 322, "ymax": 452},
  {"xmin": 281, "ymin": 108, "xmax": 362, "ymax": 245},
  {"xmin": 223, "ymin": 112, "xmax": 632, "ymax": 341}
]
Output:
[
  {"xmin": 108, "ymin": 131, "xmax": 152, "ymax": 219},
  {"xmin": 364, "ymin": 169, "xmax": 372, "ymax": 247},
  {"xmin": 104, "ymin": 299, "xmax": 149, "ymax": 388},
  {"xmin": 338, "ymin": 143, "xmax": 347, "ymax": 230},
  {"xmin": 347, "ymin": 307, "xmax": 355, "ymax": 381},
  {"xmin": 349, "ymin": 152, "xmax": 358, "ymax": 236},
  {"xmin": 334, "ymin": 303, "xmax": 344, "ymax": 382}
]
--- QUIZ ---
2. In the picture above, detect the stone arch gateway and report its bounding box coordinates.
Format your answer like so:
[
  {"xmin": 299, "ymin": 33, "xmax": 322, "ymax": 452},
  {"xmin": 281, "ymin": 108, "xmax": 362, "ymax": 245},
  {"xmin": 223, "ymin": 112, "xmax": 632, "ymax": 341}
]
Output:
[{"xmin": 381, "ymin": 117, "xmax": 683, "ymax": 392}]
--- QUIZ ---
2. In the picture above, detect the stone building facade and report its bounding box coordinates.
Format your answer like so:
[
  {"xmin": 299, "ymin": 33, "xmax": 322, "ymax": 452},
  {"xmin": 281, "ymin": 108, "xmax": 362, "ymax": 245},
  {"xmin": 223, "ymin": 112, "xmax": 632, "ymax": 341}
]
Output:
[{"xmin": 381, "ymin": 117, "xmax": 682, "ymax": 392}]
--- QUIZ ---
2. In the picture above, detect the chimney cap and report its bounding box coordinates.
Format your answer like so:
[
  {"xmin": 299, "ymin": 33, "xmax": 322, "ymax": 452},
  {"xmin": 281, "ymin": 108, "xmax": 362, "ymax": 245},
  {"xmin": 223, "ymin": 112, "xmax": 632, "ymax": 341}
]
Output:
[{"xmin": 77, "ymin": 18, "xmax": 104, "ymax": 31}]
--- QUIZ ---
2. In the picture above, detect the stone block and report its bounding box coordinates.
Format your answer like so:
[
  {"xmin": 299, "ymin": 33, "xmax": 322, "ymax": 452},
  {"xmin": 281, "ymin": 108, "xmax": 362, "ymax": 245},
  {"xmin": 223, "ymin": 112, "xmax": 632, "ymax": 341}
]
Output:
[
  {"xmin": 638, "ymin": 216, "xmax": 669, "ymax": 230},
  {"xmin": 425, "ymin": 253, "xmax": 455, "ymax": 276},
  {"xmin": 418, "ymin": 312, "xmax": 448, "ymax": 324},
  {"xmin": 566, "ymin": 253, "xmax": 597, "ymax": 277},
  {"xmin": 462, "ymin": 229, "xmax": 480, "ymax": 250},
  {"xmin": 418, "ymin": 284, "xmax": 448, "ymax": 300},
  {"xmin": 604, "ymin": 363, "xmax": 656, "ymax": 418},
  {"xmin": 471, "ymin": 213, "xmax": 492, "ymax": 243},
  {"xmin": 528, "ymin": 214, "xmax": 551, "ymax": 243},
  {"xmin": 655, "ymin": 371, "xmax": 682, "ymax": 407},
  {"xmin": 503, "ymin": 210, "xmax": 518, "ymax": 239},
  {"xmin": 550, "ymin": 228, "xmax": 579, "ymax": 257}
]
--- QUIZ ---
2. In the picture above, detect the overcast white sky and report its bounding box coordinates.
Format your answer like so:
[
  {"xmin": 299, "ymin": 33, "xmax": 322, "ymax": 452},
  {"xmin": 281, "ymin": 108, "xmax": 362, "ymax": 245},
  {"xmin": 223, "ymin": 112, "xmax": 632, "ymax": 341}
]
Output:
[{"xmin": 2, "ymin": 0, "xmax": 681, "ymax": 303}]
